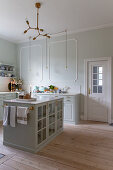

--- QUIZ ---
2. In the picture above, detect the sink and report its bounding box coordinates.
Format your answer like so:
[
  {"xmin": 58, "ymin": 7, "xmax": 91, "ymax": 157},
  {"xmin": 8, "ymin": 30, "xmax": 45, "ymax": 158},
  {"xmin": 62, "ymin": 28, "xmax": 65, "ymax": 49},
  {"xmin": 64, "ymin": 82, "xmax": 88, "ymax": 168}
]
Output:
[{"xmin": 16, "ymin": 98, "xmax": 37, "ymax": 102}]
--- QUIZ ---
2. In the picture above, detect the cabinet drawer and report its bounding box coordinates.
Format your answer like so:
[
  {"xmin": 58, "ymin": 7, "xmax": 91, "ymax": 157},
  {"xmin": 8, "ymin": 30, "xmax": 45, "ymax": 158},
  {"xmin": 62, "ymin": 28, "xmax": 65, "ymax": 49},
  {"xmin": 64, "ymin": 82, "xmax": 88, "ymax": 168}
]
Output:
[
  {"xmin": 64, "ymin": 96, "xmax": 74, "ymax": 102},
  {"xmin": 4, "ymin": 94, "xmax": 16, "ymax": 100},
  {"xmin": 11, "ymin": 94, "xmax": 17, "ymax": 99}
]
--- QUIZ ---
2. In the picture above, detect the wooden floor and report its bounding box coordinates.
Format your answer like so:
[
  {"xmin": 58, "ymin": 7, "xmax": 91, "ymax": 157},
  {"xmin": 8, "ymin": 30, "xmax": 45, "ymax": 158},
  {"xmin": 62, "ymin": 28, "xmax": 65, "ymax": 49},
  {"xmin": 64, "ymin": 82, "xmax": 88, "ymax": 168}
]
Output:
[{"xmin": 0, "ymin": 122, "xmax": 113, "ymax": 169}]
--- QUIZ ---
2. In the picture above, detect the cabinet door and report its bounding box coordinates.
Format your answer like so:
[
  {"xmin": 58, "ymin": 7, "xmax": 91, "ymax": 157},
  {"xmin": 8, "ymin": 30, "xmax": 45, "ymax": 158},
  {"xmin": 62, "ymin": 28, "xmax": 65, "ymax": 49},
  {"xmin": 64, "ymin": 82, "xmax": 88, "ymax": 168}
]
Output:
[
  {"xmin": 64, "ymin": 103, "xmax": 73, "ymax": 121},
  {"xmin": 29, "ymin": 45, "xmax": 43, "ymax": 82},
  {"xmin": 37, "ymin": 104, "xmax": 47, "ymax": 145},
  {"xmin": 20, "ymin": 45, "xmax": 43, "ymax": 82},
  {"xmin": 0, "ymin": 106, "xmax": 3, "ymax": 120},
  {"xmin": 49, "ymin": 39, "xmax": 77, "ymax": 82},
  {"xmin": 20, "ymin": 47, "xmax": 29, "ymax": 81}
]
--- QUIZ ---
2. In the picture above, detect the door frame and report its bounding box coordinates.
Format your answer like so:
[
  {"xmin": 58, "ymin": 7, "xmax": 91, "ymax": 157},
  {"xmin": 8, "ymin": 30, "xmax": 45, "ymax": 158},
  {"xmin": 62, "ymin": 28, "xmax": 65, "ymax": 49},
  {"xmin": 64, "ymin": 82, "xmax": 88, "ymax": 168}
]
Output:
[{"xmin": 84, "ymin": 57, "xmax": 112, "ymax": 123}]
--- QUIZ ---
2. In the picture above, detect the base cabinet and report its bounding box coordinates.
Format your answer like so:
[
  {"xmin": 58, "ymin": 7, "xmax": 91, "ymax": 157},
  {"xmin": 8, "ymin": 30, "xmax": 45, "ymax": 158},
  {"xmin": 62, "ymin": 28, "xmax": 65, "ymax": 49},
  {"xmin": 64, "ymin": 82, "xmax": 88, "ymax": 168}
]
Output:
[
  {"xmin": 0, "ymin": 93, "xmax": 17, "ymax": 120},
  {"xmin": 3, "ymin": 98, "xmax": 63, "ymax": 153},
  {"xmin": 37, "ymin": 99, "xmax": 63, "ymax": 147},
  {"xmin": 33, "ymin": 93, "xmax": 80, "ymax": 125},
  {"xmin": 63, "ymin": 95, "xmax": 80, "ymax": 124},
  {"xmin": 64, "ymin": 103, "xmax": 73, "ymax": 121}
]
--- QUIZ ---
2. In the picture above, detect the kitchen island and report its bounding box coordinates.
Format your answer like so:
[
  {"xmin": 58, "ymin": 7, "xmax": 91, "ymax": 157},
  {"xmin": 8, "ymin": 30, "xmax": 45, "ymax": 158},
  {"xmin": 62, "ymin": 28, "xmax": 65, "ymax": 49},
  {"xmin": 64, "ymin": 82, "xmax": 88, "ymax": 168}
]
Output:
[{"xmin": 3, "ymin": 97, "xmax": 63, "ymax": 153}]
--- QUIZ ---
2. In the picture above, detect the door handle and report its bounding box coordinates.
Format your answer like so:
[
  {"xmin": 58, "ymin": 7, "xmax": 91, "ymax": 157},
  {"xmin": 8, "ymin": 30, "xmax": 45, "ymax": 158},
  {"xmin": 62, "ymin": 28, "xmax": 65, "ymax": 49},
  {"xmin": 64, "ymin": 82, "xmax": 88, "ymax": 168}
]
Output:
[{"xmin": 88, "ymin": 88, "xmax": 90, "ymax": 94}]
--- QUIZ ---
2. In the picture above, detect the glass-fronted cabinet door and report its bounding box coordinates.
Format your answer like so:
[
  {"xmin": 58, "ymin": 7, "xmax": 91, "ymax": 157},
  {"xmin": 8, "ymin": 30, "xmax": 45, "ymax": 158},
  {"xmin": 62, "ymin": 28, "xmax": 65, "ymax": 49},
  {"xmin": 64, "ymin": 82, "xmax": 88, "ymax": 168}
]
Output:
[
  {"xmin": 57, "ymin": 100, "xmax": 63, "ymax": 131},
  {"xmin": 37, "ymin": 103, "xmax": 47, "ymax": 145},
  {"xmin": 48, "ymin": 101, "xmax": 56, "ymax": 137},
  {"xmin": 48, "ymin": 102, "xmax": 55, "ymax": 115}
]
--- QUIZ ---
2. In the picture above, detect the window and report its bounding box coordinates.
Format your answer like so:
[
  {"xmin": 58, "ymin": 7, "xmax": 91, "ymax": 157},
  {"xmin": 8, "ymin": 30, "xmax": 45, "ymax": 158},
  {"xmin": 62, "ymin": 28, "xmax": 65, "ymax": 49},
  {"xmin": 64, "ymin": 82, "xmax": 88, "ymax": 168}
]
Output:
[{"xmin": 93, "ymin": 66, "xmax": 103, "ymax": 93}]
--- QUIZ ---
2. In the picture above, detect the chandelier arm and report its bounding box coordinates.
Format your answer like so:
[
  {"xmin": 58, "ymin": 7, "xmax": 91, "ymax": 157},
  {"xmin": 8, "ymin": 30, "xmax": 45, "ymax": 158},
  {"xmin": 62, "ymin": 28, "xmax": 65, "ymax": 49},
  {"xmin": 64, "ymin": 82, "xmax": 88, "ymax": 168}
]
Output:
[
  {"xmin": 24, "ymin": 27, "xmax": 30, "ymax": 34},
  {"xmin": 33, "ymin": 34, "xmax": 40, "ymax": 40},
  {"xmin": 26, "ymin": 21, "xmax": 30, "ymax": 27},
  {"xmin": 29, "ymin": 27, "xmax": 37, "ymax": 30}
]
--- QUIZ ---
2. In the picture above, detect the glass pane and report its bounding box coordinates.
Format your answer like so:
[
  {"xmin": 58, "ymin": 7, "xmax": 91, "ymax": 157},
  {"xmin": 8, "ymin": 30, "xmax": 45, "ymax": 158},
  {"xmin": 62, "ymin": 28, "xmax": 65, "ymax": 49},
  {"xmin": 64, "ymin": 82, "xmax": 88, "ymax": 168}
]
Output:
[
  {"xmin": 38, "ymin": 120, "xmax": 42, "ymax": 131},
  {"xmin": 98, "ymin": 86, "xmax": 102, "ymax": 93},
  {"xmin": 93, "ymin": 80, "xmax": 97, "ymax": 85},
  {"xmin": 38, "ymin": 131, "xmax": 42, "ymax": 144},
  {"xmin": 93, "ymin": 86, "xmax": 97, "ymax": 93},
  {"xmin": 49, "ymin": 123, "xmax": 55, "ymax": 136},
  {"xmin": 49, "ymin": 104, "xmax": 52, "ymax": 115},
  {"xmin": 60, "ymin": 111, "xmax": 62, "ymax": 119},
  {"xmin": 43, "ymin": 105, "xmax": 46, "ymax": 117},
  {"xmin": 99, "ymin": 67, "xmax": 102, "ymax": 73},
  {"xmin": 57, "ymin": 119, "xmax": 63, "ymax": 130},
  {"xmin": 99, "ymin": 80, "xmax": 102, "ymax": 85},
  {"xmin": 38, "ymin": 107, "xmax": 42, "ymax": 119},
  {"xmin": 93, "ymin": 74, "xmax": 97, "ymax": 79},
  {"xmin": 57, "ymin": 112, "xmax": 60, "ymax": 120},
  {"xmin": 59, "ymin": 119, "xmax": 63, "ymax": 128},
  {"xmin": 49, "ymin": 115, "xmax": 55, "ymax": 124},
  {"xmin": 93, "ymin": 66, "xmax": 97, "ymax": 73},
  {"xmin": 43, "ymin": 118, "xmax": 46, "ymax": 128},
  {"xmin": 52, "ymin": 103, "xmax": 55, "ymax": 113},
  {"xmin": 99, "ymin": 74, "xmax": 102, "ymax": 80},
  {"xmin": 43, "ymin": 128, "xmax": 46, "ymax": 141}
]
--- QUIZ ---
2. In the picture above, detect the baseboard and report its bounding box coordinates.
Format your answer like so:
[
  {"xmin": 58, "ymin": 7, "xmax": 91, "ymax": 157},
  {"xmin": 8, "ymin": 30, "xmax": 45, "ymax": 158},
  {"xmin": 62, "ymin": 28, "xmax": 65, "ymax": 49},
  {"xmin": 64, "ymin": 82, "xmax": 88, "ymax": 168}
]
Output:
[{"xmin": 0, "ymin": 121, "xmax": 3, "ymax": 126}]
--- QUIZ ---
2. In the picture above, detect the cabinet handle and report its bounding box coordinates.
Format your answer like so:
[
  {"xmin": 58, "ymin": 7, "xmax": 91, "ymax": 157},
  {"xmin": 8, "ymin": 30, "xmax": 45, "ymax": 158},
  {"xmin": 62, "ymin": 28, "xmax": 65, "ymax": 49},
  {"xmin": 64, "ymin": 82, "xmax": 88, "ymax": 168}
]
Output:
[
  {"xmin": 29, "ymin": 106, "xmax": 34, "ymax": 111},
  {"xmin": 66, "ymin": 100, "xmax": 71, "ymax": 102},
  {"xmin": 88, "ymin": 88, "xmax": 90, "ymax": 94}
]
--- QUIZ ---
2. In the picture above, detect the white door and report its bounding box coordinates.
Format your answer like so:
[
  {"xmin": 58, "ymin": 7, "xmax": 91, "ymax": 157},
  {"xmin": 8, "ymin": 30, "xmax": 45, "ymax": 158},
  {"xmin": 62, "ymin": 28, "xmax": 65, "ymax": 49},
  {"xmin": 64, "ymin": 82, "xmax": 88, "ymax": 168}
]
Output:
[{"xmin": 87, "ymin": 60, "xmax": 108, "ymax": 122}]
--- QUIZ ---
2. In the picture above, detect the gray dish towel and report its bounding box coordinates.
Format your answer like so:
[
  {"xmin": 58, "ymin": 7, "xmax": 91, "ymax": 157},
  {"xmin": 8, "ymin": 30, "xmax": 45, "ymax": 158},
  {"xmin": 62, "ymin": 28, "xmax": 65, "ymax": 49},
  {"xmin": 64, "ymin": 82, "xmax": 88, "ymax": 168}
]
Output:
[
  {"xmin": 17, "ymin": 106, "xmax": 29, "ymax": 125},
  {"xmin": 10, "ymin": 106, "xmax": 16, "ymax": 127},
  {"xmin": 3, "ymin": 106, "xmax": 10, "ymax": 126},
  {"xmin": 3, "ymin": 106, "xmax": 16, "ymax": 127}
]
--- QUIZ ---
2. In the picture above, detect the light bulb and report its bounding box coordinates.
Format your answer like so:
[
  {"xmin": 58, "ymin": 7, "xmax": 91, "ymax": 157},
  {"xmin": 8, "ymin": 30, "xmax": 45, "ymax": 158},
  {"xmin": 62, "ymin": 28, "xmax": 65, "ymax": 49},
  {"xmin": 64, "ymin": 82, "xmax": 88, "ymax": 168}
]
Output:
[
  {"xmin": 33, "ymin": 37, "xmax": 36, "ymax": 40},
  {"xmin": 24, "ymin": 30, "xmax": 27, "ymax": 34}
]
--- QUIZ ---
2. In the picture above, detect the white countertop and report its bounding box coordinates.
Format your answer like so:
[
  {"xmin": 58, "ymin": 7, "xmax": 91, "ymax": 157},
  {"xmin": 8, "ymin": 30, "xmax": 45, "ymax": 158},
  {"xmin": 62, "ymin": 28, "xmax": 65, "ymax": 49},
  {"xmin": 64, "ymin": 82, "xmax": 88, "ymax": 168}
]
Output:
[
  {"xmin": 33, "ymin": 92, "xmax": 79, "ymax": 96},
  {"xmin": 0, "ymin": 92, "xmax": 17, "ymax": 94},
  {"xmin": 0, "ymin": 91, "xmax": 24, "ymax": 94},
  {"xmin": 4, "ymin": 96, "xmax": 63, "ymax": 105}
]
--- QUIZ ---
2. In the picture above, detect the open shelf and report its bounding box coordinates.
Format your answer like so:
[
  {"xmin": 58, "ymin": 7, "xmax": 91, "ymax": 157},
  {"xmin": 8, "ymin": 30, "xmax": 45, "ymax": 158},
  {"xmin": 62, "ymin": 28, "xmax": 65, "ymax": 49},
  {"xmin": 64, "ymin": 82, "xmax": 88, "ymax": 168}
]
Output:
[{"xmin": 0, "ymin": 64, "xmax": 16, "ymax": 78}]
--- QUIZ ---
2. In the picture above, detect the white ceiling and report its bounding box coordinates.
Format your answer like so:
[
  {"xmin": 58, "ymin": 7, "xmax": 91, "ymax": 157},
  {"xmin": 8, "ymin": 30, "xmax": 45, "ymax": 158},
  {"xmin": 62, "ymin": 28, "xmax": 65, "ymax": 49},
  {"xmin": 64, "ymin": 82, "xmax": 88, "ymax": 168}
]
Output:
[{"xmin": 0, "ymin": 0, "xmax": 113, "ymax": 43}]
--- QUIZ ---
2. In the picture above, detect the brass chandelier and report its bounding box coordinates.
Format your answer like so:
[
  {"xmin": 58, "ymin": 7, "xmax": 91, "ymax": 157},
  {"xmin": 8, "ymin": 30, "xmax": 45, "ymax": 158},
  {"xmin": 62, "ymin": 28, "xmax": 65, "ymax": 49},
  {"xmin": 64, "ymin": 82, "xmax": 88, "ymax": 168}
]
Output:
[{"xmin": 24, "ymin": 3, "xmax": 50, "ymax": 40}]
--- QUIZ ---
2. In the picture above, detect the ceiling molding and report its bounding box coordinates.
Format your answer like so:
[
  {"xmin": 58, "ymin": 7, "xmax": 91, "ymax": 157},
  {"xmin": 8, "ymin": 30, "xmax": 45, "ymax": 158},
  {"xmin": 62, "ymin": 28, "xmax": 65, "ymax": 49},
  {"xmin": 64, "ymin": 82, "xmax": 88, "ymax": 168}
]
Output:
[
  {"xmin": 69, "ymin": 23, "xmax": 113, "ymax": 35},
  {"xmin": 0, "ymin": 34, "xmax": 17, "ymax": 44}
]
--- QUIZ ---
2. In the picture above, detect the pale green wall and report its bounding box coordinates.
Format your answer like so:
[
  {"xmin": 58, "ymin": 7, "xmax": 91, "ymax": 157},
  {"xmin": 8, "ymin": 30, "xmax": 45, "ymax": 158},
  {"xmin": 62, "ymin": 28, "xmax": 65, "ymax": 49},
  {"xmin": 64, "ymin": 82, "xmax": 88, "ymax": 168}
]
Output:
[
  {"xmin": 0, "ymin": 38, "xmax": 17, "ymax": 66},
  {"xmin": 17, "ymin": 26, "xmax": 113, "ymax": 119},
  {"xmin": 0, "ymin": 38, "xmax": 17, "ymax": 91}
]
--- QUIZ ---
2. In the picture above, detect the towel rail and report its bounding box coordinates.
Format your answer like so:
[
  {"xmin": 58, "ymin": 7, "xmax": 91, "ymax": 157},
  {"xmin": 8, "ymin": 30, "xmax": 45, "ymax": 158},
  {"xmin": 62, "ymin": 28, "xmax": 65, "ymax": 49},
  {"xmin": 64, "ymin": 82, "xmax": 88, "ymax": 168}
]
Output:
[{"xmin": 3, "ymin": 104, "xmax": 34, "ymax": 111}]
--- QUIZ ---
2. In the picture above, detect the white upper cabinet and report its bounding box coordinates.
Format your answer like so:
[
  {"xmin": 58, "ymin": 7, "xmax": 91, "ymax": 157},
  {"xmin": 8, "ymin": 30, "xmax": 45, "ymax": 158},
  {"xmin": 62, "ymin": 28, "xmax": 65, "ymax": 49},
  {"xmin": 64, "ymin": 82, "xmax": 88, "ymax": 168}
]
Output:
[
  {"xmin": 48, "ymin": 39, "xmax": 77, "ymax": 82},
  {"xmin": 20, "ymin": 45, "xmax": 43, "ymax": 83},
  {"xmin": 20, "ymin": 47, "xmax": 29, "ymax": 81},
  {"xmin": 20, "ymin": 38, "xmax": 78, "ymax": 83},
  {"xmin": 29, "ymin": 45, "xmax": 43, "ymax": 82}
]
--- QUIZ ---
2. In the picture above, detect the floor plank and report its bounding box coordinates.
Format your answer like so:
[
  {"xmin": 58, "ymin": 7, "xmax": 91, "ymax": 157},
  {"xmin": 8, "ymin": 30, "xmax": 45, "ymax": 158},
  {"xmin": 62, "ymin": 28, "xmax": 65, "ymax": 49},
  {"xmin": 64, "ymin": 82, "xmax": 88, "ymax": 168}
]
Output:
[{"xmin": 38, "ymin": 122, "xmax": 113, "ymax": 170}]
